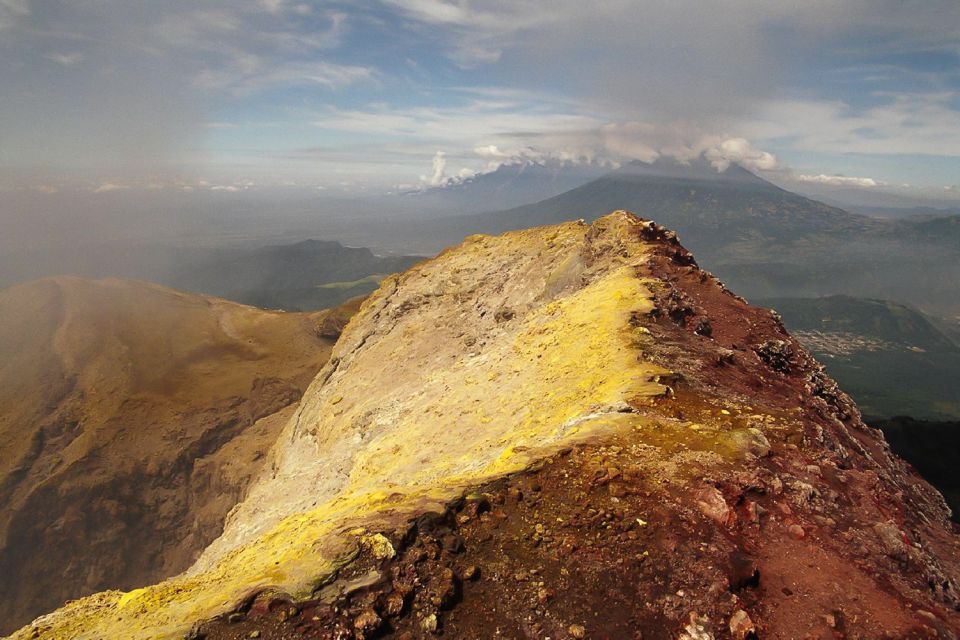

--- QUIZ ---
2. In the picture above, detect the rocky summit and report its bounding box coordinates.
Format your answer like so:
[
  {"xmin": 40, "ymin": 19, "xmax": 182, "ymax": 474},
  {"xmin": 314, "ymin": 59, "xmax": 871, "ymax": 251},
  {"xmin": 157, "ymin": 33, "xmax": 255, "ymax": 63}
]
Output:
[{"xmin": 12, "ymin": 212, "xmax": 960, "ymax": 639}]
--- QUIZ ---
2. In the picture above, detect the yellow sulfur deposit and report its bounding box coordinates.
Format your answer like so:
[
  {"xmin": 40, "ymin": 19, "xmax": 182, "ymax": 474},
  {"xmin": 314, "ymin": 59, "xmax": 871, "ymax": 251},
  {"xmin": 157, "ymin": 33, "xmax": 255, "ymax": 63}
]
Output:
[{"xmin": 15, "ymin": 212, "xmax": 675, "ymax": 639}]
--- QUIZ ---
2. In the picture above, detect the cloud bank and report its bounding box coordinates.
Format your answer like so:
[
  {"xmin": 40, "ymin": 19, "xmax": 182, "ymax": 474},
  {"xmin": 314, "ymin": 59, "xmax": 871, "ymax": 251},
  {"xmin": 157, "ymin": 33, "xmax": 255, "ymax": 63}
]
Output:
[
  {"xmin": 797, "ymin": 174, "xmax": 884, "ymax": 188},
  {"xmin": 1, "ymin": 0, "xmax": 959, "ymax": 198}
]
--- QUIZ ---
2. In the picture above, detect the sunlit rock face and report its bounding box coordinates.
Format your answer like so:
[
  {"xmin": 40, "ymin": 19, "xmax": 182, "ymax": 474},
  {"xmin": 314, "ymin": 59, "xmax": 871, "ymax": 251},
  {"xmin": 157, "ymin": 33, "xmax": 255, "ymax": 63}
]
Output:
[
  {"xmin": 194, "ymin": 211, "xmax": 669, "ymax": 569},
  {"xmin": 16, "ymin": 212, "xmax": 960, "ymax": 639}
]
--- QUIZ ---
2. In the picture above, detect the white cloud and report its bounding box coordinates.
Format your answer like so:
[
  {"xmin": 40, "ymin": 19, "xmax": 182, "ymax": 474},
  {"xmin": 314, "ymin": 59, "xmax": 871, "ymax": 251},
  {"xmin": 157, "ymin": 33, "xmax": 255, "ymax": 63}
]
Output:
[
  {"xmin": 310, "ymin": 101, "xmax": 605, "ymax": 150},
  {"xmin": 139, "ymin": 6, "xmax": 361, "ymax": 95},
  {"xmin": 259, "ymin": 0, "xmax": 285, "ymax": 14},
  {"xmin": 415, "ymin": 150, "xmax": 480, "ymax": 188},
  {"xmin": 472, "ymin": 144, "xmax": 516, "ymax": 161},
  {"xmin": 704, "ymin": 137, "xmax": 779, "ymax": 172},
  {"xmin": 92, "ymin": 182, "xmax": 129, "ymax": 193},
  {"xmin": 382, "ymin": 0, "xmax": 551, "ymax": 66},
  {"xmin": 45, "ymin": 52, "xmax": 84, "ymax": 67},
  {"xmin": 207, "ymin": 179, "xmax": 256, "ymax": 192},
  {"xmin": 0, "ymin": 0, "xmax": 29, "ymax": 14},
  {"xmin": 0, "ymin": 0, "xmax": 29, "ymax": 31},
  {"xmin": 597, "ymin": 123, "xmax": 661, "ymax": 164},
  {"xmin": 0, "ymin": 0, "xmax": 29, "ymax": 16},
  {"xmin": 797, "ymin": 174, "xmax": 884, "ymax": 188},
  {"xmin": 744, "ymin": 93, "xmax": 960, "ymax": 157},
  {"xmin": 382, "ymin": 1, "xmax": 960, "ymax": 119},
  {"xmin": 424, "ymin": 151, "xmax": 447, "ymax": 186},
  {"xmin": 194, "ymin": 60, "xmax": 373, "ymax": 94},
  {"xmin": 6, "ymin": 0, "xmax": 959, "ymax": 190},
  {"xmin": 303, "ymin": 97, "xmax": 791, "ymax": 188},
  {"xmin": 471, "ymin": 144, "xmax": 596, "ymax": 170},
  {"xmin": 0, "ymin": 1, "xmax": 373, "ymax": 182}
]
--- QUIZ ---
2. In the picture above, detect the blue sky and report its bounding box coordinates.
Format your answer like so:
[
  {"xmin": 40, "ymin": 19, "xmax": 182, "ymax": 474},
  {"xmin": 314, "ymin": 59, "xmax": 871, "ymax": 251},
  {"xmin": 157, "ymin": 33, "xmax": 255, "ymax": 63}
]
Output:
[{"xmin": 1, "ymin": 0, "xmax": 959, "ymax": 201}]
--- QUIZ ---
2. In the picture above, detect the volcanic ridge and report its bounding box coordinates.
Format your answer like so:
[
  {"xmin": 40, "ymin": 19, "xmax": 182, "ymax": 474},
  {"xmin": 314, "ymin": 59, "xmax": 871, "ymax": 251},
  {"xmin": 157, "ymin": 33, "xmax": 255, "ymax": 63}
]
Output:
[{"xmin": 10, "ymin": 212, "xmax": 960, "ymax": 640}]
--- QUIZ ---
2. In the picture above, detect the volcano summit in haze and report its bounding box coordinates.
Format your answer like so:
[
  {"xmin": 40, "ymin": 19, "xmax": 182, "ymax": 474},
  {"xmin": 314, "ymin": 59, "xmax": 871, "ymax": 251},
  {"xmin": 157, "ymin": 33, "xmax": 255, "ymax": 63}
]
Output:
[
  {"xmin": 427, "ymin": 157, "xmax": 864, "ymax": 239},
  {"xmin": 402, "ymin": 158, "xmax": 960, "ymax": 316},
  {"xmin": 404, "ymin": 159, "xmax": 609, "ymax": 214}
]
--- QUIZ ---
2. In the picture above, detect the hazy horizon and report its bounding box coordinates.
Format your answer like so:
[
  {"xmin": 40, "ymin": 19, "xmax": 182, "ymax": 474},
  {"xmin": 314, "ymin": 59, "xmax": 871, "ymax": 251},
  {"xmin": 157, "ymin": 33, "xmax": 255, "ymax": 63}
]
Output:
[
  {"xmin": 3, "ymin": 1, "xmax": 960, "ymax": 305},
  {"xmin": 2, "ymin": 1, "xmax": 960, "ymax": 202}
]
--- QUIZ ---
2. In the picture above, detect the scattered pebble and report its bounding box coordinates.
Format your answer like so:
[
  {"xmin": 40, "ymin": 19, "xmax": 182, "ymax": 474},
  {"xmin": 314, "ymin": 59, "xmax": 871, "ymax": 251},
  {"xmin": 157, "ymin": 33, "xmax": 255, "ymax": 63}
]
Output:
[
  {"xmin": 421, "ymin": 613, "xmax": 438, "ymax": 633},
  {"xmin": 729, "ymin": 609, "xmax": 756, "ymax": 640}
]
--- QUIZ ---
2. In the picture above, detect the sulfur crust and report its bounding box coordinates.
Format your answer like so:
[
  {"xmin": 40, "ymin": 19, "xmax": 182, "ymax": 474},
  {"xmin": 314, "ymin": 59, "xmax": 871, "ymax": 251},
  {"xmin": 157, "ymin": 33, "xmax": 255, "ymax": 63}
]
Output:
[{"xmin": 14, "ymin": 213, "xmax": 677, "ymax": 640}]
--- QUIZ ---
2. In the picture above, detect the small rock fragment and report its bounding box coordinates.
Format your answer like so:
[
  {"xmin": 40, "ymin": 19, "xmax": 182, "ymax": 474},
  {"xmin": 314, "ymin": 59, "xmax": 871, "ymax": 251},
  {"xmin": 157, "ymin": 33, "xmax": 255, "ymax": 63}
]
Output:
[
  {"xmin": 353, "ymin": 609, "xmax": 381, "ymax": 637},
  {"xmin": 694, "ymin": 318, "xmax": 713, "ymax": 337},
  {"xmin": 421, "ymin": 613, "xmax": 438, "ymax": 633},
  {"xmin": 184, "ymin": 627, "xmax": 206, "ymax": 640},
  {"xmin": 680, "ymin": 613, "xmax": 714, "ymax": 640},
  {"xmin": 568, "ymin": 623, "xmax": 587, "ymax": 638},
  {"xmin": 382, "ymin": 591, "xmax": 405, "ymax": 617},
  {"xmin": 874, "ymin": 521, "xmax": 908, "ymax": 559},
  {"xmin": 755, "ymin": 339, "xmax": 795, "ymax": 373},
  {"xmin": 696, "ymin": 487, "xmax": 732, "ymax": 527},
  {"xmin": 361, "ymin": 533, "xmax": 396, "ymax": 560},
  {"xmin": 729, "ymin": 609, "xmax": 756, "ymax": 640},
  {"xmin": 746, "ymin": 428, "xmax": 771, "ymax": 457}
]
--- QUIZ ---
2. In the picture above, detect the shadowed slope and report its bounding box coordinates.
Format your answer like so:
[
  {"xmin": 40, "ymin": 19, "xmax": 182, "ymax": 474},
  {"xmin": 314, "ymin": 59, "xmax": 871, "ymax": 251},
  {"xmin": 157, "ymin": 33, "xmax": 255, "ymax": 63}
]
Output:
[{"xmin": 0, "ymin": 277, "xmax": 358, "ymax": 634}]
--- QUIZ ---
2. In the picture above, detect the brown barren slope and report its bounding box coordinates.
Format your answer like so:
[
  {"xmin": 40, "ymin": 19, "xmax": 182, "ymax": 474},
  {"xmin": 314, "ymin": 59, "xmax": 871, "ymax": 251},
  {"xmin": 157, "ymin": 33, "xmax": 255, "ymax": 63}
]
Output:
[
  {"xmin": 0, "ymin": 277, "xmax": 358, "ymax": 634},
  {"xmin": 12, "ymin": 214, "xmax": 960, "ymax": 640}
]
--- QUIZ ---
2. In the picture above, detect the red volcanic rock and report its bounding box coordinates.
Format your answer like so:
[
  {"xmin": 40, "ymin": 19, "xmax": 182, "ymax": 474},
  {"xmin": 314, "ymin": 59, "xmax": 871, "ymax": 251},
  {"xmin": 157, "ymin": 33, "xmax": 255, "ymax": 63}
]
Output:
[{"xmin": 15, "ymin": 213, "xmax": 960, "ymax": 640}]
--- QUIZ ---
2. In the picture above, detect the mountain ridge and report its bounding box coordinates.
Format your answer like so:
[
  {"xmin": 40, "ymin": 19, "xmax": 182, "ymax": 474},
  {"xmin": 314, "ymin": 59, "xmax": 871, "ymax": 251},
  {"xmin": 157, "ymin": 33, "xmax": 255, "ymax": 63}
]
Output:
[
  {"xmin": 15, "ymin": 212, "xmax": 960, "ymax": 639},
  {"xmin": 458, "ymin": 158, "xmax": 869, "ymax": 233},
  {"xmin": 415, "ymin": 159, "xmax": 960, "ymax": 315},
  {"xmin": 0, "ymin": 276, "xmax": 360, "ymax": 634}
]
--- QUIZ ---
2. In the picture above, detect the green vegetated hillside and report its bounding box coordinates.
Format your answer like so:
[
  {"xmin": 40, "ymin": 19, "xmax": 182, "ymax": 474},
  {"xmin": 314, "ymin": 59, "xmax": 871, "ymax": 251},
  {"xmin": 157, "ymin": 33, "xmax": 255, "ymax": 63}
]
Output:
[
  {"xmin": 762, "ymin": 295, "xmax": 960, "ymax": 420},
  {"xmin": 171, "ymin": 240, "xmax": 422, "ymax": 311}
]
